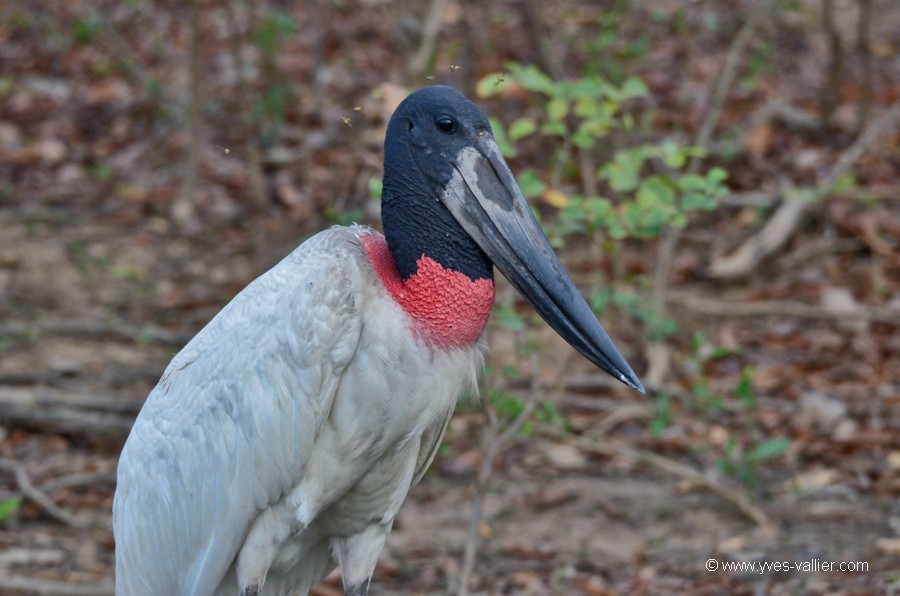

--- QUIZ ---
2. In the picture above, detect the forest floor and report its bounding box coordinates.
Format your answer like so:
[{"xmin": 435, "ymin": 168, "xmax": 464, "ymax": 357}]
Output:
[{"xmin": 1, "ymin": 0, "xmax": 899, "ymax": 594}]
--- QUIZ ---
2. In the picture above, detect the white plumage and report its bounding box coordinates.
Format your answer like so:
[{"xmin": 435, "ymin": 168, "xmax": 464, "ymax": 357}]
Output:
[{"xmin": 114, "ymin": 226, "xmax": 484, "ymax": 595}]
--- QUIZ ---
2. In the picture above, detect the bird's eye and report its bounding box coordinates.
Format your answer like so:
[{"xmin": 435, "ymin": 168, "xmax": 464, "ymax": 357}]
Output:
[{"xmin": 435, "ymin": 116, "xmax": 457, "ymax": 134}]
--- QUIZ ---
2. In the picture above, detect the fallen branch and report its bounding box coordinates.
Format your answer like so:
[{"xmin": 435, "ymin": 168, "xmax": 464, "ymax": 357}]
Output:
[
  {"xmin": 0, "ymin": 547, "xmax": 66, "ymax": 567},
  {"xmin": 745, "ymin": 100, "xmax": 824, "ymax": 135},
  {"xmin": 0, "ymin": 387, "xmax": 139, "ymax": 439},
  {"xmin": 668, "ymin": 292, "xmax": 899, "ymax": 326},
  {"xmin": 0, "ymin": 459, "xmax": 88, "ymax": 529},
  {"xmin": 720, "ymin": 185, "xmax": 900, "ymax": 208},
  {"xmin": 0, "ymin": 319, "xmax": 193, "ymax": 347},
  {"xmin": 0, "ymin": 575, "xmax": 114, "ymax": 596},
  {"xmin": 38, "ymin": 472, "xmax": 117, "ymax": 494},
  {"xmin": 776, "ymin": 237, "xmax": 865, "ymax": 273},
  {"xmin": 544, "ymin": 431, "xmax": 775, "ymax": 532},
  {"xmin": 708, "ymin": 102, "xmax": 900, "ymax": 280}
]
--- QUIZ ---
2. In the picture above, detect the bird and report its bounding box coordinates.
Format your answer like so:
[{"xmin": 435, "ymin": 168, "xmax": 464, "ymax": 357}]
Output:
[{"xmin": 113, "ymin": 85, "xmax": 643, "ymax": 596}]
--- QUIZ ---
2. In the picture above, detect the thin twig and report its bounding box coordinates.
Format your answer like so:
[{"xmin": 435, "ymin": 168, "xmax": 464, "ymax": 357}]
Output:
[
  {"xmin": 577, "ymin": 146, "xmax": 598, "ymax": 199},
  {"xmin": 820, "ymin": 0, "xmax": 843, "ymax": 129},
  {"xmin": 224, "ymin": 0, "xmax": 267, "ymax": 207},
  {"xmin": 692, "ymin": 1, "xmax": 773, "ymax": 162},
  {"xmin": 0, "ymin": 459, "xmax": 88, "ymax": 529},
  {"xmin": 544, "ymin": 431, "xmax": 775, "ymax": 531},
  {"xmin": 646, "ymin": 1, "xmax": 773, "ymax": 387},
  {"xmin": 519, "ymin": 0, "xmax": 563, "ymax": 79},
  {"xmin": 855, "ymin": 0, "xmax": 873, "ymax": 134},
  {"xmin": 408, "ymin": 0, "xmax": 447, "ymax": 80},
  {"xmin": 172, "ymin": 0, "xmax": 205, "ymax": 225}
]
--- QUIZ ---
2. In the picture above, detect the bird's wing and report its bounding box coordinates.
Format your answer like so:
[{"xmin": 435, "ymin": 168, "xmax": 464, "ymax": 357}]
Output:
[
  {"xmin": 113, "ymin": 227, "xmax": 371, "ymax": 595},
  {"xmin": 412, "ymin": 406, "xmax": 454, "ymax": 485}
]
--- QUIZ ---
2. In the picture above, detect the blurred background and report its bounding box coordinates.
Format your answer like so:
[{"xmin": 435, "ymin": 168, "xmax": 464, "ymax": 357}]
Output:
[{"xmin": 0, "ymin": 0, "xmax": 898, "ymax": 593}]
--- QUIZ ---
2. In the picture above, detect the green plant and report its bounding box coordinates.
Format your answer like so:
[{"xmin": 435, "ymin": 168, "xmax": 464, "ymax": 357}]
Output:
[
  {"xmin": 0, "ymin": 496, "xmax": 21, "ymax": 525},
  {"xmin": 478, "ymin": 64, "xmax": 727, "ymax": 240},
  {"xmin": 488, "ymin": 388, "xmax": 526, "ymax": 423},
  {"xmin": 740, "ymin": 42, "xmax": 776, "ymax": 92},
  {"xmin": 649, "ymin": 392, "xmax": 670, "ymax": 439},
  {"xmin": 251, "ymin": 9, "xmax": 299, "ymax": 142},
  {"xmin": 673, "ymin": 337, "xmax": 790, "ymax": 490},
  {"xmin": 324, "ymin": 207, "xmax": 363, "ymax": 228},
  {"xmin": 72, "ymin": 18, "xmax": 101, "ymax": 44},
  {"xmin": 718, "ymin": 435, "xmax": 791, "ymax": 489}
]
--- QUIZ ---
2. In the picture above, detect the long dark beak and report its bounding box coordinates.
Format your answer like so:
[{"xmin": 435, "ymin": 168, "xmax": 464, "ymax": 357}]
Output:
[{"xmin": 439, "ymin": 134, "xmax": 644, "ymax": 393}]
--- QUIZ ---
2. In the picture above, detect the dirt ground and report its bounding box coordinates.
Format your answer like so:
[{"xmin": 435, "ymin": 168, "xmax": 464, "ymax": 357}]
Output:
[{"xmin": 1, "ymin": 0, "xmax": 899, "ymax": 594}]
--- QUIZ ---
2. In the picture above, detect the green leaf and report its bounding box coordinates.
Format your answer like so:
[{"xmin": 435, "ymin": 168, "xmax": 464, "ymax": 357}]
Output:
[
  {"xmin": 496, "ymin": 303, "xmax": 525, "ymax": 330},
  {"xmin": 367, "ymin": 178, "xmax": 382, "ymax": 200},
  {"xmin": 508, "ymin": 117, "xmax": 537, "ymax": 140},
  {"xmin": 488, "ymin": 117, "xmax": 517, "ymax": 158},
  {"xmin": 488, "ymin": 389, "xmax": 525, "ymax": 420},
  {"xmin": 557, "ymin": 200, "xmax": 588, "ymax": 235},
  {"xmin": 660, "ymin": 140, "xmax": 687, "ymax": 169},
  {"xmin": 708, "ymin": 345, "xmax": 739, "ymax": 359},
  {"xmin": 547, "ymin": 97, "xmax": 569, "ymax": 122},
  {"xmin": 569, "ymin": 77, "xmax": 610, "ymax": 99},
  {"xmin": 681, "ymin": 191, "xmax": 717, "ymax": 211},
  {"xmin": 254, "ymin": 10, "xmax": 298, "ymax": 55},
  {"xmin": 676, "ymin": 174, "xmax": 707, "ymax": 192},
  {"xmin": 636, "ymin": 175, "xmax": 677, "ymax": 208},
  {"xmin": 573, "ymin": 98, "xmax": 601, "ymax": 118},
  {"xmin": 604, "ymin": 213, "xmax": 628, "ymax": 239},
  {"xmin": 476, "ymin": 72, "xmax": 506, "ymax": 97},
  {"xmin": 620, "ymin": 76, "xmax": 649, "ymax": 98},
  {"xmin": 516, "ymin": 169, "xmax": 547, "ymax": 199},
  {"xmin": 735, "ymin": 366, "xmax": 755, "ymax": 408},
  {"xmin": 507, "ymin": 63, "xmax": 556, "ymax": 95},
  {"xmin": 72, "ymin": 18, "xmax": 101, "ymax": 43},
  {"xmin": 748, "ymin": 437, "xmax": 791, "ymax": 463},
  {"xmin": 600, "ymin": 147, "xmax": 646, "ymax": 192},
  {"xmin": 706, "ymin": 166, "xmax": 729, "ymax": 185},
  {"xmin": 572, "ymin": 130, "xmax": 595, "ymax": 149},
  {"xmin": 589, "ymin": 289, "xmax": 612, "ymax": 316},
  {"xmin": 540, "ymin": 120, "xmax": 568, "ymax": 137},
  {"xmin": 650, "ymin": 393, "xmax": 670, "ymax": 439},
  {"xmin": 584, "ymin": 197, "xmax": 614, "ymax": 228},
  {"xmin": 0, "ymin": 496, "xmax": 21, "ymax": 524},
  {"xmin": 832, "ymin": 172, "xmax": 857, "ymax": 194}
]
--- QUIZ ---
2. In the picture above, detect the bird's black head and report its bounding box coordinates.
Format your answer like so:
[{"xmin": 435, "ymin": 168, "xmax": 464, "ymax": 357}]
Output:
[
  {"xmin": 382, "ymin": 85, "xmax": 495, "ymax": 282},
  {"xmin": 385, "ymin": 85, "xmax": 492, "ymax": 188},
  {"xmin": 380, "ymin": 86, "xmax": 645, "ymax": 393}
]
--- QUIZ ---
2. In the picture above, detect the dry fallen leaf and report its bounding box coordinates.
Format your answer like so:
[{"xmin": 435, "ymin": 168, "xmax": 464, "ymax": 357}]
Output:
[{"xmin": 875, "ymin": 538, "xmax": 900, "ymax": 555}]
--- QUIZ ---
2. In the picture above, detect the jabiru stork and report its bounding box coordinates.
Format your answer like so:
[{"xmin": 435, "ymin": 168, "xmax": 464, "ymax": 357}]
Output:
[{"xmin": 113, "ymin": 85, "xmax": 643, "ymax": 596}]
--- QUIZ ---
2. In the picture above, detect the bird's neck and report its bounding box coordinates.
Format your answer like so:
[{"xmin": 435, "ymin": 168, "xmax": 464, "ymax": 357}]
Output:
[{"xmin": 363, "ymin": 199, "xmax": 494, "ymax": 348}]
